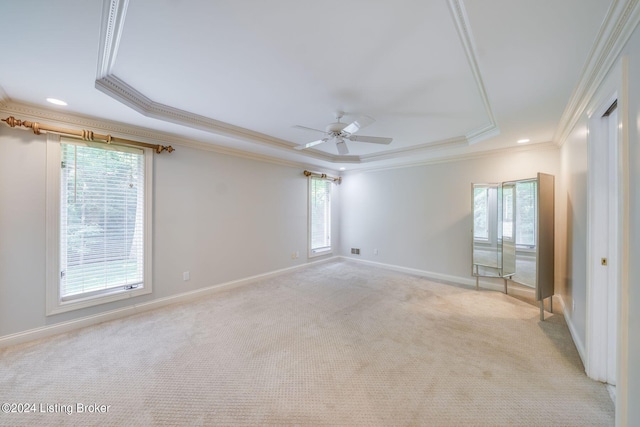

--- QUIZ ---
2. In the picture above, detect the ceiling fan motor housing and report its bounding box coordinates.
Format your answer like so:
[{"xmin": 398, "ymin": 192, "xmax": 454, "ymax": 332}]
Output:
[{"xmin": 326, "ymin": 122, "xmax": 348, "ymax": 134}]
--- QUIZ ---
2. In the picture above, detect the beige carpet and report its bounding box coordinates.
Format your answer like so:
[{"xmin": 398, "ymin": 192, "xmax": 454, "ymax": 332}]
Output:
[{"xmin": 0, "ymin": 260, "xmax": 614, "ymax": 426}]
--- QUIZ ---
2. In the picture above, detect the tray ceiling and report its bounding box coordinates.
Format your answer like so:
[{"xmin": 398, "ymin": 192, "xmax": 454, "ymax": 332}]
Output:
[{"xmin": 0, "ymin": 0, "xmax": 623, "ymax": 171}]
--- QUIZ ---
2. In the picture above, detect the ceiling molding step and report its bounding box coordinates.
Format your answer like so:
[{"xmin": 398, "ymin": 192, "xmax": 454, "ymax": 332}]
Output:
[
  {"xmin": 318, "ymin": 154, "xmax": 360, "ymax": 163},
  {"xmin": 357, "ymin": 136, "xmax": 469, "ymax": 163},
  {"xmin": 447, "ymin": 0, "xmax": 499, "ymax": 143},
  {"xmin": 96, "ymin": 0, "xmax": 129, "ymax": 78},
  {"xmin": 342, "ymin": 141, "xmax": 559, "ymax": 175},
  {"xmin": 0, "ymin": 100, "xmax": 350, "ymax": 169},
  {"xmin": 554, "ymin": 0, "xmax": 640, "ymax": 146},
  {"xmin": 271, "ymin": 145, "xmax": 339, "ymax": 163},
  {"xmin": 0, "ymin": 101, "xmax": 331, "ymax": 171},
  {"xmin": 307, "ymin": 133, "xmax": 473, "ymax": 163},
  {"xmin": 95, "ymin": 75, "xmax": 307, "ymax": 153},
  {"xmin": 465, "ymin": 123, "xmax": 501, "ymax": 145}
]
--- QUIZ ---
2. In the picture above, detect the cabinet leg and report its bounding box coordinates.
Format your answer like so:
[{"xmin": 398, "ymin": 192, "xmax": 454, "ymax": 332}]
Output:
[
  {"xmin": 476, "ymin": 276, "xmax": 479, "ymax": 290},
  {"xmin": 504, "ymin": 278, "xmax": 508, "ymax": 294},
  {"xmin": 540, "ymin": 300, "xmax": 545, "ymax": 321},
  {"xmin": 550, "ymin": 296, "xmax": 553, "ymax": 313}
]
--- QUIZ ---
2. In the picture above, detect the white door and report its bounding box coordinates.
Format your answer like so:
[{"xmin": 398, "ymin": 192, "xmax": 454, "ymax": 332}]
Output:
[{"xmin": 587, "ymin": 98, "xmax": 620, "ymax": 386}]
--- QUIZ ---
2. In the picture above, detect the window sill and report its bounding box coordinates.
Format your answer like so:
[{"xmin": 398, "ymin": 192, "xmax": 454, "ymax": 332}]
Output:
[
  {"xmin": 46, "ymin": 285, "xmax": 151, "ymax": 316},
  {"xmin": 309, "ymin": 248, "xmax": 332, "ymax": 259}
]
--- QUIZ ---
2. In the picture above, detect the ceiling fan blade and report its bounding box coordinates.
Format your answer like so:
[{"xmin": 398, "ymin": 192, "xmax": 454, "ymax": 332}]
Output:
[
  {"xmin": 342, "ymin": 115, "xmax": 375, "ymax": 135},
  {"xmin": 336, "ymin": 139, "xmax": 349, "ymax": 155},
  {"xmin": 347, "ymin": 135, "xmax": 393, "ymax": 144},
  {"xmin": 294, "ymin": 138, "xmax": 328, "ymax": 150},
  {"xmin": 292, "ymin": 125, "xmax": 328, "ymax": 135}
]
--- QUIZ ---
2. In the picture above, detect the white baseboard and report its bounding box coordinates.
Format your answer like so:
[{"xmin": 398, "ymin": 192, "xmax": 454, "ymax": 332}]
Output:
[
  {"xmin": 0, "ymin": 256, "xmax": 557, "ymax": 350},
  {"xmin": 557, "ymin": 295, "xmax": 587, "ymax": 367},
  {"xmin": 340, "ymin": 256, "xmax": 536, "ymax": 300},
  {"xmin": 0, "ymin": 256, "xmax": 339, "ymax": 349}
]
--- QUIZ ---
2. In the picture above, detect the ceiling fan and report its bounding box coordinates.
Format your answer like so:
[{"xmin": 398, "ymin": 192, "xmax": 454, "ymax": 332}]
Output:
[{"xmin": 293, "ymin": 112, "xmax": 392, "ymax": 155}]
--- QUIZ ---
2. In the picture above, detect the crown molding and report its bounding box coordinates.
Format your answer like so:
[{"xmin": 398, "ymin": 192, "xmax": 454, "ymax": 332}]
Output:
[
  {"xmin": 94, "ymin": 75, "xmax": 313, "ymax": 155},
  {"xmin": 554, "ymin": 0, "xmax": 640, "ymax": 146},
  {"xmin": 466, "ymin": 122, "xmax": 501, "ymax": 145},
  {"xmin": 341, "ymin": 141, "xmax": 559, "ymax": 176},
  {"xmin": 357, "ymin": 136, "xmax": 468, "ymax": 163},
  {"xmin": 448, "ymin": 0, "xmax": 500, "ymax": 145},
  {"xmin": 0, "ymin": 99, "xmax": 558, "ymax": 177},
  {"xmin": 96, "ymin": 0, "xmax": 128, "ymax": 78},
  {"xmin": 0, "ymin": 100, "xmax": 340, "ymax": 174}
]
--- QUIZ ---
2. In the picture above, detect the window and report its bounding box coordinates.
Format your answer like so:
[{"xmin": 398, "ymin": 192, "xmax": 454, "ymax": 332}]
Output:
[
  {"xmin": 515, "ymin": 180, "xmax": 537, "ymax": 248},
  {"xmin": 502, "ymin": 186, "xmax": 514, "ymax": 240},
  {"xmin": 46, "ymin": 136, "xmax": 153, "ymax": 314},
  {"xmin": 308, "ymin": 177, "xmax": 332, "ymax": 256},
  {"xmin": 473, "ymin": 186, "xmax": 489, "ymax": 241}
]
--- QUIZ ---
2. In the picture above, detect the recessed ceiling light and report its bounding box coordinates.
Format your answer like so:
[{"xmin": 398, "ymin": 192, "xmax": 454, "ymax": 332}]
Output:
[
  {"xmin": 46, "ymin": 98, "xmax": 67, "ymax": 106},
  {"xmin": 339, "ymin": 167, "xmax": 346, "ymax": 171},
  {"xmin": 517, "ymin": 138, "xmax": 530, "ymax": 144}
]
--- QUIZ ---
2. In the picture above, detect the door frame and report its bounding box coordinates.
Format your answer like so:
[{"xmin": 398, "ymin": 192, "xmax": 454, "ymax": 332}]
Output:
[{"xmin": 586, "ymin": 90, "xmax": 620, "ymax": 385}]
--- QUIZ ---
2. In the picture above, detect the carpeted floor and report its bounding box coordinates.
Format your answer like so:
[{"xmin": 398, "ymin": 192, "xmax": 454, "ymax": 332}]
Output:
[{"xmin": 0, "ymin": 260, "xmax": 614, "ymax": 426}]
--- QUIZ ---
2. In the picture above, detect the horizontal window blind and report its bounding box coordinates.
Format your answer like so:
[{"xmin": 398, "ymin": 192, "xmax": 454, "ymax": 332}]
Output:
[
  {"xmin": 60, "ymin": 141, "xmax": 145, "ymax": 300},
  {"xmin": 310, "ymin": 177, "xmax": 331, "ymax": 252}
]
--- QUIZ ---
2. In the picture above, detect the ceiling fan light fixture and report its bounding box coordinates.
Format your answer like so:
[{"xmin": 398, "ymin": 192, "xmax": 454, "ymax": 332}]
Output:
[{"xmin": 335, "ymin": 138, "xmax": 349, "ymax": 155}]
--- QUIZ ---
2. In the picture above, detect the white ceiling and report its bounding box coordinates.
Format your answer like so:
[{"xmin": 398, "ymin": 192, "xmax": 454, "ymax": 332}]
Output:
[{"xmin": 0, "ymin": 0, "xmax": 617, "ymax": 171}]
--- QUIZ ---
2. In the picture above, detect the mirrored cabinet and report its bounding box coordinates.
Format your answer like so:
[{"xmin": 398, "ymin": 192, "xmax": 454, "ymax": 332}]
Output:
[{"xmin": 471, "ymin": 173, "xmax": 555, "ymax": 320}]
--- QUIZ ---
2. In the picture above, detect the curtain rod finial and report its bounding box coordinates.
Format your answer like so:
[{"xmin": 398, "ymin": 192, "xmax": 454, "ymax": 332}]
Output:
[{"xmin": 2, "ymin": 116, "xmax": 20, "ymax": 128}]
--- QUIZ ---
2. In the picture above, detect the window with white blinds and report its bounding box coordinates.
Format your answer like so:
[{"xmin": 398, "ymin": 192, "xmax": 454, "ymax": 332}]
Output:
[
  {"xmin": 60, "ymin": 142, "xmax": 145, "ymax": 300},
  {"xmin": 46, "ymin": 136, "xmax": 152, "ymax": 314},
  {"xmin": 309, "ymin": 177, "xmax": 332, "ymax": 255}
]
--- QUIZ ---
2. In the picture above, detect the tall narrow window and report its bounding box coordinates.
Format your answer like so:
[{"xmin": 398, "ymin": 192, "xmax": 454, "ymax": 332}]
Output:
[
  {"xmin": 515, "ymin": 180, "xmax": 537, "ymax": 248},
  {"xmin": 473, "ymin": 186, "xmax": 489, "ymax": 241},
  {"xmin": 47, "ymin": 137, "xmax": 152, "ymax": 314},
  {"xmin": 309, "ymin": 177, "xmax": 332, "ymax": 256}
]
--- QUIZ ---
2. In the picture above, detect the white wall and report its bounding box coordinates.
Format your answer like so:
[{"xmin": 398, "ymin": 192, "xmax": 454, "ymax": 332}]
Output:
[
  {"xmin": 558, "ymin": 117, "xmax": 589, "ymax": 347},
  {"xmin": 557, "ymin": 21, "xmax": 640, "ymax": 425},
  {"xmin": 339, "ymin": 147, "xmax": 560, "ymax": 282},
  {"xmin": 0, "ymin": 125, "xmax": 340, "ymax": 337},
  {"xmin": 622, "ymin": 20, "xmax": 640, "ymax": 426}
]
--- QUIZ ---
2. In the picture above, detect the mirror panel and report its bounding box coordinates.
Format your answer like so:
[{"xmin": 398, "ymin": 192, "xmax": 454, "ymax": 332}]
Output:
[
  {"xmin": 471, "ymin": 174, "xmax": 554, "ymax": 312},
  {"xmin": 511, "ymin": 179, "xmax": 537, "ymax": 288},
  {"xmin": 501, "ymin": 183, "xmax": 516, "ymax": 277},
  {"xmin": 472, "ymin": 183, "xmax": 502, "ymax": 277}
]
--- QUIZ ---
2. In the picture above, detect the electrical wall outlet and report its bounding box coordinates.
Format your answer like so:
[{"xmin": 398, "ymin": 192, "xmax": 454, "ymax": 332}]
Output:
[
  {"xmin": 291, "ymin": 251, "xmax": 299, "ymax": 259},
  {"xmin": 183, "ymin": 271, "xmax": 190, "ymax": 281},
  {"xmin": 374, "ymin": 248, "xmax": 379, "ymax": 255}
]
